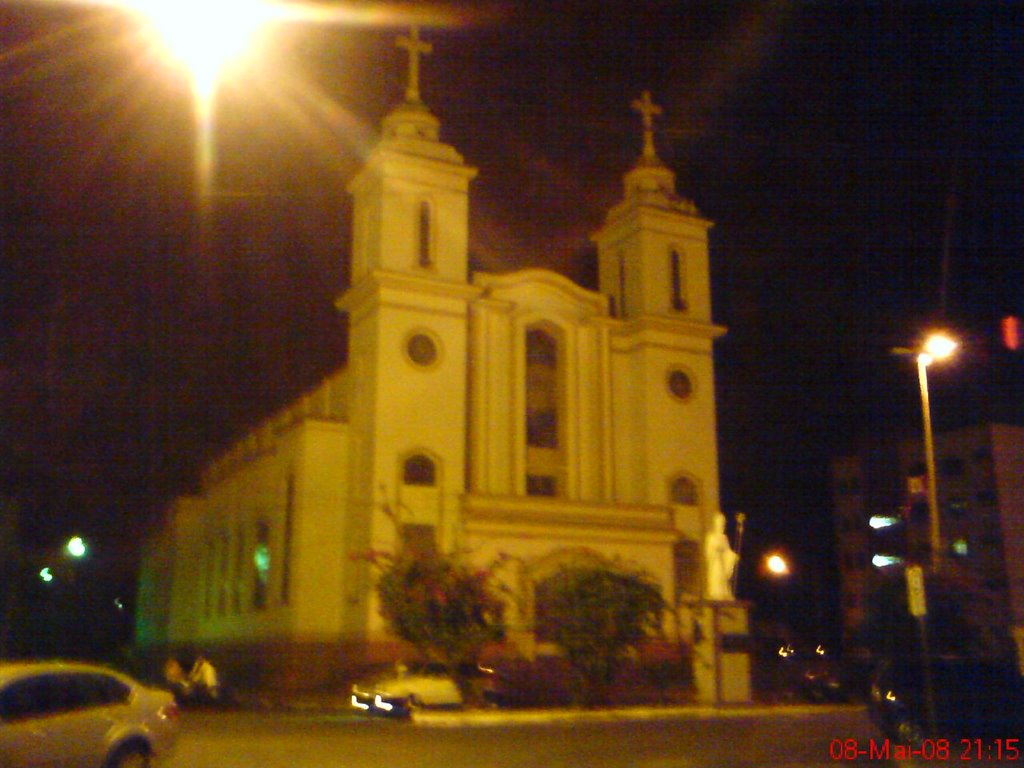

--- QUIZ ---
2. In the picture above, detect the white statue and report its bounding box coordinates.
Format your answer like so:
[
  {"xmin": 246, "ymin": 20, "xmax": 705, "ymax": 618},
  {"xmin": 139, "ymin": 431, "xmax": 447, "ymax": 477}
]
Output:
[{"xmin": 704, "ymin": 512, "xmax": 739, "ymax": 601}]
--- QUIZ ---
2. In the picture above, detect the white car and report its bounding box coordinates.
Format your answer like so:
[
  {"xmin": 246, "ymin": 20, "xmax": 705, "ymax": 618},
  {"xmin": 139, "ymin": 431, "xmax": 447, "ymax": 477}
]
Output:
[
  {"xmin": 0, "ymin": 661, "xmax": 179, "ymax": 768},
  {"xmin": 352, "ymin": 667, "xmax": 463, "ymax": 716}
]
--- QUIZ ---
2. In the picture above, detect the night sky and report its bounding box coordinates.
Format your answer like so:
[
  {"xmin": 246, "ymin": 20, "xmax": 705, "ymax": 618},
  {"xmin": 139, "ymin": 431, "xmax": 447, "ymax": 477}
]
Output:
[{"xmin": 2, "ymin": 1, "xmax": 1023, "ymax": 640}]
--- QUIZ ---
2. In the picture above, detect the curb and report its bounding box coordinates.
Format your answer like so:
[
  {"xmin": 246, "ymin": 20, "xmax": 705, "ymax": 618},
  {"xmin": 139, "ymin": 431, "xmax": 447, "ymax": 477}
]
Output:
[{"xmin": 412, "ymin": 703, "xmax": 866, "ymax": 727}]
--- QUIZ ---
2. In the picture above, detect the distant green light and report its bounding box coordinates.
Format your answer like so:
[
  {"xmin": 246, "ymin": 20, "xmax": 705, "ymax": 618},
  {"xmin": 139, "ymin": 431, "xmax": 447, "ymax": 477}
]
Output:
[
  {"xmin": 66, "ymin": 536, "xmax": 87, "ymax": 558},
  {"xmin": 39, "ymin": 567, "xmax": 54, "ymax": 583},
  {"xmin": 254, "ymin": 544, "xmax": 270, "ymax": 584}
]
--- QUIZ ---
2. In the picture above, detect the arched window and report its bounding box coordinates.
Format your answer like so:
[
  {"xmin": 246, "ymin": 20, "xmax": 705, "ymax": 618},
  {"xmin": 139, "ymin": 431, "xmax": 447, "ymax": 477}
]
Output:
[
  {"xmin": 670, "ymin": 475, "xmax": 698, "ymax": 506},
  {"xmin": 216, "ymin": 529, "xmax": 229, "ymax": 616},
  {"xmin": 526, "ymin": 329, "xmax": 559, "ymax": 449},
  {"xmin": 403, "ymin": 453, "xmax": 436, "ymax": 486},
  {"xmin": 532, "ymin": 573, "xmax": 561, "ymax": 642},
  {"xmin": 282, "ymin": 473, "xmax": 294, "ymax": 605},
  {"xmin": 617, "ymin": 251, "xmax": 627, "ymax": 317},
  {"xmin": 525, "ymin": 327, "xmax": 565, "ymax": 496},
  {"xmin": 252, "ymin": 520, "xmax": 270, "ymax": 611},
  {"xmin": 670, "ymin": 248, "xmax": 687, "ymax": 311},
  {"xmin": 418, "ymin": 200, "xmax": 432, "ymax": 267}
]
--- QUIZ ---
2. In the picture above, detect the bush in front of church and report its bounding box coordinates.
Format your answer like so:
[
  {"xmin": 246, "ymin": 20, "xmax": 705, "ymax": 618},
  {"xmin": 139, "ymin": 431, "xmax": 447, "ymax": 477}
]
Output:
[
  {"xmin": 373, "ymin": 549, "xmax": 506, "ymax": 703},
  {"xmin": 535, "ymin": 564, "xmax": 665, "ymax": 707}
]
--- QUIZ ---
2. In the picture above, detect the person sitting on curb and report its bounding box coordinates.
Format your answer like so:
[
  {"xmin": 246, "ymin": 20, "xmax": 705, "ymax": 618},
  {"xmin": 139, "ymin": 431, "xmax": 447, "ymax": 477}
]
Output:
[
  {"xmin": 163, "ymin": 656, "xmax": 191, "ymax": 703},
  {"xmin": 189, "ymin": 654, "xmax": 221, "ymax": 705}
]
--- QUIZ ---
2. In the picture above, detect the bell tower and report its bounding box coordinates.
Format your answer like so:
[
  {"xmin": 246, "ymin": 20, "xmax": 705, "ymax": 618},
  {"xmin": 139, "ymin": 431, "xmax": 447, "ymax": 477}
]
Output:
[
  {"xmin": 591, "ymin": 91, "xmax": 725, "ymax": 516},
  {"xmin": 337, "ymin": 28, "xmax": 480, "ymax": 641},
  {"xmin": 593, "ymin": 91, "xmax": 713, "ymax": 323},
  {"xmin": 347, "ymin": 27, "xmax": 477, "ymax": 284}
]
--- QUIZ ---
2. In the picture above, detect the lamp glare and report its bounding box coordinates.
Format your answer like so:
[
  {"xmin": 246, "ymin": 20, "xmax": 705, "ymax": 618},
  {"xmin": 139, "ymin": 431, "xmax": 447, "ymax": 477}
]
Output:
[
  {"xmin": 923, "ymin": 333, "xmax": 957, "ymax": 362},
  {"xmin": 132, "ymin": 0, "xmax": 277, "ymax": 98}
]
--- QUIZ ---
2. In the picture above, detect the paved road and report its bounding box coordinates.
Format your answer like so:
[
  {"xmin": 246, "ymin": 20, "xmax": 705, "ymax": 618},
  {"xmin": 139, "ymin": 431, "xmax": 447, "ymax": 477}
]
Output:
[{"xmin": 168, "ymin": 705, "xmax": 889, "ymax": 767}]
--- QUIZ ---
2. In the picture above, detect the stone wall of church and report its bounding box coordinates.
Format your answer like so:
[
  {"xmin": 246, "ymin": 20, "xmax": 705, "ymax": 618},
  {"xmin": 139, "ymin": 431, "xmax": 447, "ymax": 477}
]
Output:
[
  {"xmin": 468, "ymin": 270, "xmax": 612, "ymax": 502},
  {"xmin": 143, "ymin": 419, "xmax": 350, "ymax": 650},
  {"xmin": 608, "ymin": 323, "xmax": 721, "ymax": 515}
]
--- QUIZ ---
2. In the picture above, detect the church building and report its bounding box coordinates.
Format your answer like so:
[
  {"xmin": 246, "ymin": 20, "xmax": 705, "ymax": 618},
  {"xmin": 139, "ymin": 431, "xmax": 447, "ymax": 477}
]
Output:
[{"xmin": 135, "ymin": 29, "xmax": 730, "ymax": 689}]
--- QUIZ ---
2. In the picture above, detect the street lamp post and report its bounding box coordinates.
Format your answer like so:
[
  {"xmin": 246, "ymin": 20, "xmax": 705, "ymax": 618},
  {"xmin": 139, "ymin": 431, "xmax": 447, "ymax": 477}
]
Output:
[
  {"xmin": 906, "ymin": 333, "xmax": 957, "ymax": 572},
  {"xmin": 917, "ymin": 353, "xmax": 942, "ymax": 571}
]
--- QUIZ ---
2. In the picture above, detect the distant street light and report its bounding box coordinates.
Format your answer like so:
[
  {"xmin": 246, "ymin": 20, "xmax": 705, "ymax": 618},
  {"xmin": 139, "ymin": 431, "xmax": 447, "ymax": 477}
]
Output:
[
  {"xmin": 895, "ymin": 331, "xmax": 958, "ymax": 571},
  {"xmin": 765, "ymin": 553, "xmax": 790, "ymax": 577},
  {"xmin": 65, "ymin": 536, "xmax": 88, "ymax": 559}
]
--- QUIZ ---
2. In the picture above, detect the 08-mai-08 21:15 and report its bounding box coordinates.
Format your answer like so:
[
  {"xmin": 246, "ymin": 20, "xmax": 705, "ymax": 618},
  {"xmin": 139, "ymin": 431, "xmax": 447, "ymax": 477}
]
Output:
[{"xmin": 830, "ymin": 738, "xmax": 1021, "ymax": 762}]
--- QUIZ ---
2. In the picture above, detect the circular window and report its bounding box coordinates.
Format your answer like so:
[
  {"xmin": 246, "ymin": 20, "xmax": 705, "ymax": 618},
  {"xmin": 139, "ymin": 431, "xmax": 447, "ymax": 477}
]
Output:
[
  {"xmin": 667, "ymin": 369, "xmax": 693, "ymax": 401},
  {"xmin": 406, "ymin": 332, "xmax": 439, "ymax": 367}
]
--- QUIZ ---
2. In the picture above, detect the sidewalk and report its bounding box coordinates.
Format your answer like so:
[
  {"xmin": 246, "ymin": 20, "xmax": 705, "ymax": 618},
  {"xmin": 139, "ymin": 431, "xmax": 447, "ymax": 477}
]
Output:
[{"xmin": 412, "ymin": 702, "xmax": 866, "ymax": 727}]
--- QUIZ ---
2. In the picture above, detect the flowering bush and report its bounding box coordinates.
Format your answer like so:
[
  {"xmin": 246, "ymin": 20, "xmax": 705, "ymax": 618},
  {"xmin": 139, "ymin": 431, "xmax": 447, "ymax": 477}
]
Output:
[{"xmin": 373, "ymin": 550, "xmax": 505, "ymax": 694}]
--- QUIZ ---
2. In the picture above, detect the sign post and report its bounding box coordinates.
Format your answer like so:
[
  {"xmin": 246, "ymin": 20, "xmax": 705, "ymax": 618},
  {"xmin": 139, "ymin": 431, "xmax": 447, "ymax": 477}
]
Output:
[
  {"xmin": 906, "ymin": 565, "xmax": 936, "ymax": 736},
  {"xmin": 906, "ymin": 565, "xmax": 927, "ymax": 618}
]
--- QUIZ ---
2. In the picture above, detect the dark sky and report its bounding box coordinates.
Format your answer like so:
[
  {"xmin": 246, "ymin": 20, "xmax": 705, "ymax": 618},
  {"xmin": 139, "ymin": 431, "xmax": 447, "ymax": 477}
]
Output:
[{"xmin": 2, "ymin": 1, "xmax": 1023, "ymax": 635}]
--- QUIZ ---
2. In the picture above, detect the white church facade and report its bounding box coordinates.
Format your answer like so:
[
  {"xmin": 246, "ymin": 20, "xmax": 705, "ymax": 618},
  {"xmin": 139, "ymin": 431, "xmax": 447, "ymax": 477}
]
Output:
[{"xmin": 135, "ymin": 31, "xmax": 733, "ymax": 690}]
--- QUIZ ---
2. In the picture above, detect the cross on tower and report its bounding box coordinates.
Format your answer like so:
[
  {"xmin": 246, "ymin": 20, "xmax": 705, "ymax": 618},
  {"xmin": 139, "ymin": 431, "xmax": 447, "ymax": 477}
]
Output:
[
  {"xmin": 631, "ymin": 90, "xmax": 662, "ymax": 161},
  {"xmin": 397, "ymin": 26, "xmax": 432, "ymax": 103}
]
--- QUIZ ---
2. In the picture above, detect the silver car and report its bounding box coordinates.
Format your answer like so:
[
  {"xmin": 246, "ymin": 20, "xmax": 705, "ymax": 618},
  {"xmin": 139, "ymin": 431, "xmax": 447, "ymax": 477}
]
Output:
[{"xmin": 0, "ymin": 661, "xmax": 179, "ymax": 768}]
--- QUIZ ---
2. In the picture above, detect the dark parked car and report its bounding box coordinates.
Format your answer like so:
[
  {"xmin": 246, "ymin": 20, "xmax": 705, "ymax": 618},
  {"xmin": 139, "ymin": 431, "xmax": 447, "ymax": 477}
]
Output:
[{"xmin": 870, "ymin": 656, "xmax": 1024, "ymax": 744}]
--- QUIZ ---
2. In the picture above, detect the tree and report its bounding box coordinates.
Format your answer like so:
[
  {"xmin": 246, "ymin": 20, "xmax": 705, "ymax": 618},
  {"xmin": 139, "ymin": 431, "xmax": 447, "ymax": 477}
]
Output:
[
  {"xmin": 536, "ymin": 564, "xmax": 665, "ymax": 706},
  {"xmin": 373, "ymin": 550, "xmax": 505, "ymax": 700}
]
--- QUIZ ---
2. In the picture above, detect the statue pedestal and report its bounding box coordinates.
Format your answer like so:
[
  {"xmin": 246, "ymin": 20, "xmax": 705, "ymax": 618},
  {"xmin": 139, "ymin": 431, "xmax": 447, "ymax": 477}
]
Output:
[{"xmin": 693, "ymin": 601, "xmax": 752, "ymax": 704}]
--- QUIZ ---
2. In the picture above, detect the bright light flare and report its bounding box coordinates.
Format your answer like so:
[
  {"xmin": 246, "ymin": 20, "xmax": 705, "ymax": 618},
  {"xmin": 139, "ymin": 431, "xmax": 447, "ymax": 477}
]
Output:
[
  {"xmin": 128, "ymin": 0, "xmax": 281, "ymax": 101},
  {"xmin": 919, "ymin": 332, "xmax": 958, "ymax": 367},
  {"xmin": 765, "ymin": 553, "xmax": 790, "ymax": 576},
  {"xmin": 120, "ymin": 0, "xmax": 483, "ymax": 101}
]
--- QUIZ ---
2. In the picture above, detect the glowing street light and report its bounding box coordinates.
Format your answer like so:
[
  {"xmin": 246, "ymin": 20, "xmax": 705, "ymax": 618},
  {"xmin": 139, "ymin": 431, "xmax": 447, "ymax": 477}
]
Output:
[
  {"xmin": 920, "ymin": 333, "xmax": 958, "ymax": 366},
  {"xmin": 65, "ymin": 536, "xmax": 88, "ymax": 559},
  {"xmin": 765, "ymin": 553, "xmax": 790, "ymax": 577},
  {"xmin": 128, "ymin": 0, "xmax": 282, "ymax": 102}
]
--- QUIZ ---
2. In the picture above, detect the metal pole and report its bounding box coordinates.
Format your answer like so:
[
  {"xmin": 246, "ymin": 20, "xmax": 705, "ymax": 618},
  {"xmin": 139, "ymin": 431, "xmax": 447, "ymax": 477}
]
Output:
[
  {"xmin": 731, "ymin": 513, "xmax": 745, "ymax": 597},
  {"xmin": 917, "ymin": 356, "xmax": 942, "ymax": 571},
  {"xmin": 917, "ymin": 615, "xmax": 937, "ymax": 737},
  {"xmin": 907, "ymin": 565, "xmax": 937, "ymax": 737}
]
